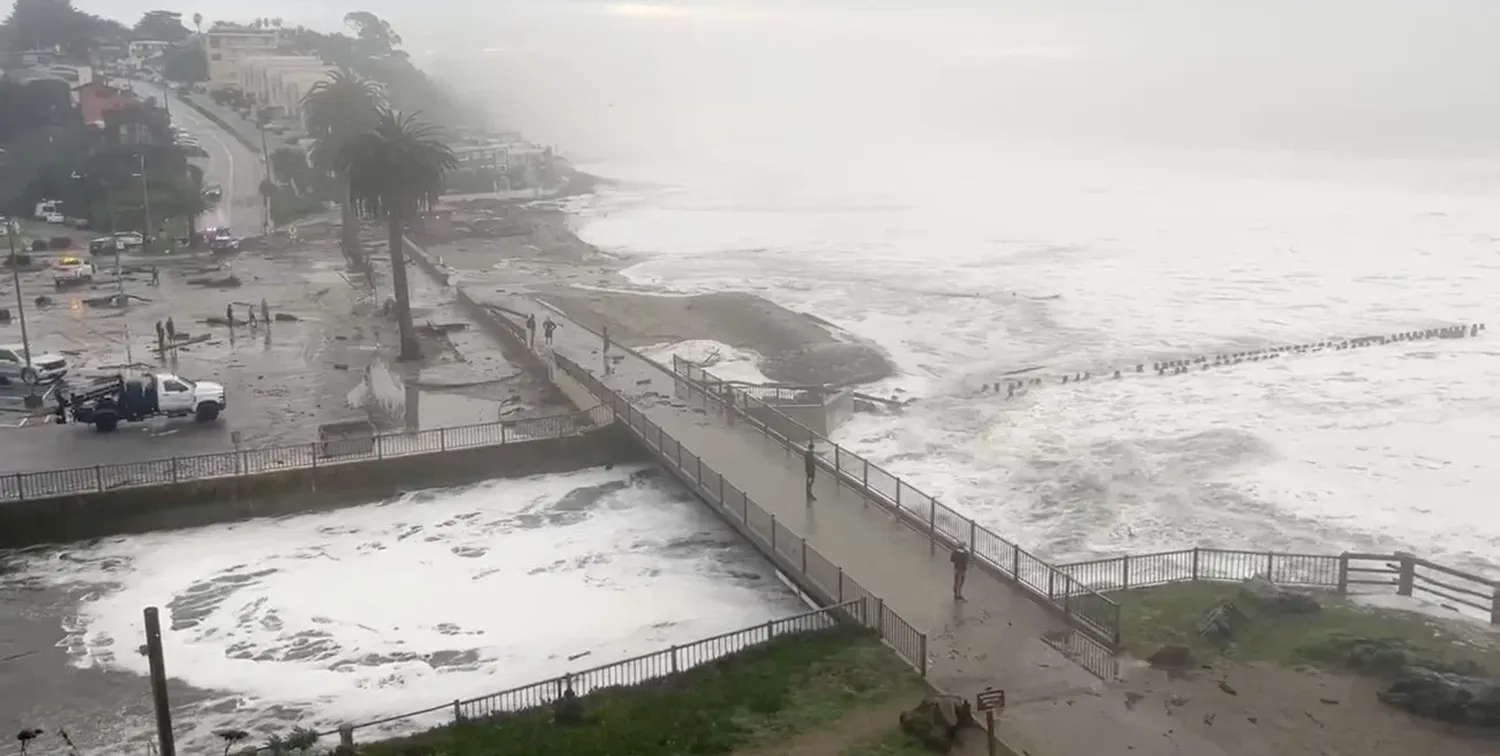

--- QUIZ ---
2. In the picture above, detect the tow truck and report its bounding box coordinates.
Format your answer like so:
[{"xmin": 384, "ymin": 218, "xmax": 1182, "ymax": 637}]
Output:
[{"xmin": 65, "ymin": 372, "xmax": 227, "ymax": 432}]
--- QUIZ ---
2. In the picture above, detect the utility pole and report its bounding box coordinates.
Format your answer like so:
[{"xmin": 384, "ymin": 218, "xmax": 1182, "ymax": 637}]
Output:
[
  {"xmin": 138, "ymin": 151, "xmax": 153, "ymax": 264},
  {"xmin": 258, "ymin": 110, "xmax": 272, "ymax": 234},
  {"xmin": 6, "ymin": 224, "xmax": 31, "ymax": 370}
]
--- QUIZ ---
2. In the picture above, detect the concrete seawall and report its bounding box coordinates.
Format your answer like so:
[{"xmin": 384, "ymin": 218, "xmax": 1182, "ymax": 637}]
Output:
[{"xmin": 0, "ymin": 424, "xmax": 645, "ymax": 548}]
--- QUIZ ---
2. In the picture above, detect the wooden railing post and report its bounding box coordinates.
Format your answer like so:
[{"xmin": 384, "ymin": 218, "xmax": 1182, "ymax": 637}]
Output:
[
  {"xmin": 1190, "ymin": 547, "xmax": 1200, "ymax": 581},
  {"xmin": 338, "ymin": 725, "xmax": 354, "ymax": 748},
  {"xmin": 1121, "ymin": 556, "xmax": 1130, "ymax": 590},
  {"xmin": 1337, "ymin": 553, "xmax": 1350, "ymax": 593},
  {"xmin": 452, "ymin": 699, "xmax": 462, "ymax": 721},
  {"xmin": 1396, "ymin": 552, "xmax": 1416, "ymax": 596}
]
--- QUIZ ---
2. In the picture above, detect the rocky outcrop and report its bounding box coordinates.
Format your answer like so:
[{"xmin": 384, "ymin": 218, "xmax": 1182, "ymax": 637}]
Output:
[
  {"xmin": 1146, "ymin": 644, "xmax": 1197, "ymax": 669},
  {"xmin": 1297, "ymin": 634, "xmax": 1486, "ymax": 678},
  {"xmin": 898, "ymin": 695, "xmax": 973, "ymax": 752},
  {"xmin": 1378, "ymin": 668, "xmax": 1500, "ymax": 727},
  {"xmin": 1237, "ymin": 575, "xmax": 1322, "ymax": 615}
]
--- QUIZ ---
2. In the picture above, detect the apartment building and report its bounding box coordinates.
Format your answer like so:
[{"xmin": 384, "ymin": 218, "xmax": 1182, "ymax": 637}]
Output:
[
  {"xmin": 238, "ymin": 56, "xmax": 333, "ymax": 116},
  {"xmin": 203, "ymin": 26, "xmax": 278, "ymax": 91}
]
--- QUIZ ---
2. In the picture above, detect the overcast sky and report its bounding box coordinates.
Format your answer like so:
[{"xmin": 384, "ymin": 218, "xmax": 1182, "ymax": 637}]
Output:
[{"xmin": 80, "ymin": 1, "xmax": 1500, "ymax": 160}]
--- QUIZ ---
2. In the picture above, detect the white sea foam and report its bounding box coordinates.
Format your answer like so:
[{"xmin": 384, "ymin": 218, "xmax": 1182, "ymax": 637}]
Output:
[
  {"xmin": 569, "ymin": 135, "xmax": 1500, "ymax": 580},
  {"xmin": 6, "ymin": 465, "xmax": 801, "ymax": 749},
  {"xmin": 639, "ymin": 340, "xmax": 772, "ymax": 384}
]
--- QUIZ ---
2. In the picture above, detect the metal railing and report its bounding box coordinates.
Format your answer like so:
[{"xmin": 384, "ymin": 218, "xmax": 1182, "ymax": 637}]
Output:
[
  {"xmin": 1059, "ymin": 547, "xmax": 1500, "ymax": 625},
  {"xmin": 670, "ymin": 356, "xmax": 1123, "ymax": 650},
  {"xmin": 0, "ymin": 407, "xmax": 613, "ymax": 503},
  {"xmin": 553, "ymin": 353, "xmax": 928, "ymax": 671},
  {"xmin": 248, "ymin": 601, "xmax": 880, "ymax": 752}
]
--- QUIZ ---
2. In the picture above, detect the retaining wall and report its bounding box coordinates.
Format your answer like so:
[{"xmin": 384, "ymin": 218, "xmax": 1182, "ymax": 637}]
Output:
[{"xmin": 0, "ymin": 424, "xmax": 643, "ymax": 548}]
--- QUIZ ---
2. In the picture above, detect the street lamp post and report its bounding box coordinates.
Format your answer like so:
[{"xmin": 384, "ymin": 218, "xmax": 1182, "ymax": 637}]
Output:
[{"xmin": 5, "ymin": 223, "xmax": 32, "ymax": 372}]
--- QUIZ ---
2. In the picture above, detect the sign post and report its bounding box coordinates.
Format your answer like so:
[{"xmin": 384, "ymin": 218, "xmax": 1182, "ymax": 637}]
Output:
[{"xmin": 975, "ymin": 688, "xmax": 1006, "ymax": 756}]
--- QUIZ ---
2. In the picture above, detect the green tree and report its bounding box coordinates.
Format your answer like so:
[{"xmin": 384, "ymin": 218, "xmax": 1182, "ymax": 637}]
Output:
[
  {"xmin": 1, "ymin": 0, "xmax": 125, "ymax": 56},
  {"xmin": 132, "ymin": 9, "xmax": 189, "ymax": 41},
  {"xmin": 338, "ymin": 108, "xmax": 455, "ymax": 361},
  {"xmin": 301, "ymin": 69, "xmax": 383, "ymax": 267},
  {"xmin": 160, "ymin": 43, "xmax": 206, "ymax": 83}
]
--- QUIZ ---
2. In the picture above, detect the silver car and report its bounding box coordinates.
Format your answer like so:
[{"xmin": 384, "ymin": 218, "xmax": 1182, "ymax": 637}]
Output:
[{"xmin": 0, "ymin": 344, "xmax": 68, "ymax": 385}]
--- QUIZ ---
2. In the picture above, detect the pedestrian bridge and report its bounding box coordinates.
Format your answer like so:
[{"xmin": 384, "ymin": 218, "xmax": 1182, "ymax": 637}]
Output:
[{"xmin": 471, "ymin": 290, "xmax": 1229, "ymax": 756}]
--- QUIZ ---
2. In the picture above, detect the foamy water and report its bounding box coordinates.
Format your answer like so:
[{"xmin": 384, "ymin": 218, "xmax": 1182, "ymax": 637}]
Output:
[
  {"xmin": 3, "ymin": 465, "xmax": 802, "ymax": 750},
  {"xmin": 569, "ymin": 142, "xmax": 1500, "ymax": 577}
]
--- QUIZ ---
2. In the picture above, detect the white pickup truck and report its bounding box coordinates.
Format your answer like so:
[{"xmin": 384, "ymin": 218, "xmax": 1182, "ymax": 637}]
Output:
[{"xmin": 67, "ymin": 372, "xmax": 227, "ymax": 432}]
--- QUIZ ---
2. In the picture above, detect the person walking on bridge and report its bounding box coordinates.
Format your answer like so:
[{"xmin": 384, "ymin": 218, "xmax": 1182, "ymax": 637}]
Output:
[
  {"xmin": 526, "ymin": 313, "xmax": 537, "ymax": 347},
  {"xmin": 951, "ymin": 543, "xmax": 972, "ymax": 600},
  {"xmin": 804, "ymin": 441, "xmax": 818, "ymax": 501}
]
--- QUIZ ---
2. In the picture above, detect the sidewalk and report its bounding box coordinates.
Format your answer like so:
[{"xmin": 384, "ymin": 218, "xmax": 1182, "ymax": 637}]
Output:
[{"xmin": 467, "ymin": 288, "xmax": 1222, "ymax": 755}]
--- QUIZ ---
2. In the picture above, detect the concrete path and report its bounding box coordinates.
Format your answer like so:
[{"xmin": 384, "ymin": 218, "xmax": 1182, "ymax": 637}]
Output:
[{"xmin": 472, "ymin": 289, "xmax": 1224, "ymax": 755}]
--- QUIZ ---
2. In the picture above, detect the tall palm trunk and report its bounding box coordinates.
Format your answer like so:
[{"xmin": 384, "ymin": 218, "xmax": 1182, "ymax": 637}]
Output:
[
  {"xmin": 187, "ymin": 214, "xmax": 199, "ymax": 249},
  {"xmin": 387, "ymin": 209, "xmax": 420, "ymax": 361},
  {"xmin": 340, "ymin": 173, "xmax": 362, "ymax": 269}
]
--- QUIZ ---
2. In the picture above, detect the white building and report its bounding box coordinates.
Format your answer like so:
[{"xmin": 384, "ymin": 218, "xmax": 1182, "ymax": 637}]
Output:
[
  {"xmin": 238, "ymin": 56, "xmax": 335, "ymax": 117},
  {"xmin": 126, "ymin": 40, "xmax": 171, "ymax": 68},
  {"xmin": 203, "ymin": 26, "xmax": 278, "ymax": 91}
]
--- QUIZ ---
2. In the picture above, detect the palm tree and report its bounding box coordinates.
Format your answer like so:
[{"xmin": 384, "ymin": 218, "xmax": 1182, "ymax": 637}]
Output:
[
  {"xmin": 338, "ymin": 108, "xmax": 456, "ymax": 361},
  {"xmin": 300, "ymin": 69, "xmax": 383, "ymax": 268}
]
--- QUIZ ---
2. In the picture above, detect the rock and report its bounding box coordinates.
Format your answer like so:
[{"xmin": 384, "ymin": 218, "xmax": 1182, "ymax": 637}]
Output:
[
  {"xmin": 1198, "ymin": 600, "xmax": 1247, "ymax": 642},
  {"xmin": 1377, "ymin": 668, "xmax": 1500, "ymax": 727},
  {"xmin": 1237, "ymin": 576, "xmax": 1321, "ymax": 615},
  {"xmin": 898, "ymin": 695, "xmax": 973, "ymax": 752},
  {"xmin": 1147, "ymin": 644, "xmax": 1196, "ymax": 669},
  {"xmin": 1296, "ymin": 634, "xmax": 1486, "ymax": 677}
]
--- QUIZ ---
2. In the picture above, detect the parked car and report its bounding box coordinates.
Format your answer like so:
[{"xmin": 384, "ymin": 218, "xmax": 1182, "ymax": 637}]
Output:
[
  {"xmin": 52, "ymin": 256, "xmax": 95, "ymax": 288},
  {"xmin": 113, "ymin": 232, "xmax": 144, "ymax": 247},
  {"xmin": 0, "ymin": 343, "xmax": 68, "ymax": 385},
  {"xmin": 44, "ymin": 212, "xmax": 64, "ymax": 224},
  {"xmin": 203, "ymin": 184, "xmax": 222, "ymax": 200},
  {"xmin": 89, "ymin": 236, "xmax": 124, "ymax": 255}
]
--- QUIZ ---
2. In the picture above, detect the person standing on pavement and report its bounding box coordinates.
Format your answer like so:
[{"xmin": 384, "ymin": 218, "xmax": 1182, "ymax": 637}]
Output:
[
  {"xmin": 951, "ymin": 543, "xmax": 972, "ymax": 600},
  {"xmin": 260, "ymin": 298, "xmax": 270, "ymax": 325},
  {"xmin": 526, "ymin": 313, "xmax": 537, "ymax": 346},
  {"xmin": 154, "ymin": 320, "xmax": 166, "ymax": 354},
  {"xmin": 150, "ymin": 266, "xmax": 160, "ymax": 286},
  {"xmin": 165, "ymin": 317, "xmax": 176, "ymax": 350},
  {"xmin": 542, "ymin": 317, "xmax": 558, "ymax": 345},
  {"xmin": 804, "ymin": 441, "xmax": 817, "ymax": 501}
]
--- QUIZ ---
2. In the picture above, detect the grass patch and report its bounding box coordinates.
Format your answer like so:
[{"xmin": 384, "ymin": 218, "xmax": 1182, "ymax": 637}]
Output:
[
  {"xmin": 364, "ymin": 626, "xmax": 921, "ymax": 756},
  {"xmin": 840, "ymin": 729, "xmax": 931, "ymax": 755},
  {"xmin": 1116, "ymin": 582, "xmax": 1500, "ymax": 676}
]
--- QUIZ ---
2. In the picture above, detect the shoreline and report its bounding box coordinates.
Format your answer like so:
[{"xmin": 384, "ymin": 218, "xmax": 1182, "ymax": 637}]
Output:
[{"xmin": 431, "ymin": 172, "xmax": 899, "ymax": 389}]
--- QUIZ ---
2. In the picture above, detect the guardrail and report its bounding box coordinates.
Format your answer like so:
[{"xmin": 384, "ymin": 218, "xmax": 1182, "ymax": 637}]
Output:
[
  {"xmin": 1059, "ymin": 548, "xmax": 1500, "ymax": 625},
  {"xmin": 671, "ymin": 356, "xmax": 1123, "ymax": 650},
  {"xmin": 0, "ymin": 407, "xmax": 612, "ymax": 503},
  {"xmin": 554, "ymin": 353, "xmax": 928, "ymax": 671},
  {"xmin": 249, "ymin": 601, "xmax": 880, "ymax": 752}
]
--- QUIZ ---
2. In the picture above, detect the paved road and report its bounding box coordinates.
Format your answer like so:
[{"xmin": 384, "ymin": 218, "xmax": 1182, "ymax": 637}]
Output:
[
  {"xmin": 137, "ymin": 82, "xmax": 263, "ymax": 232},
  {"xmin": 472, "ymin": 285, "xmax": 1225, "ymax": 756}
]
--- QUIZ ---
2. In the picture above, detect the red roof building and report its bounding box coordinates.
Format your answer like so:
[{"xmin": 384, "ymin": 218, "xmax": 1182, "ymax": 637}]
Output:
[{"xmin": 75, "ymin": 79, "xmax": 138, "ymax": 126}]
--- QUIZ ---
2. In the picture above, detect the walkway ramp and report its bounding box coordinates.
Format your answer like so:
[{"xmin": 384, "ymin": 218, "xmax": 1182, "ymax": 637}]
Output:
[{"xmin": 474, "ymin": 290, "xmax": 1225, "ymax": 756}]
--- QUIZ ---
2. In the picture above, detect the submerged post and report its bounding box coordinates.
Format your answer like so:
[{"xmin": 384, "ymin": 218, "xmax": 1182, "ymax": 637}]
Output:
[{"xmin": 144, "ymin": 607, "xmax": 176, "ymax": 756}]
